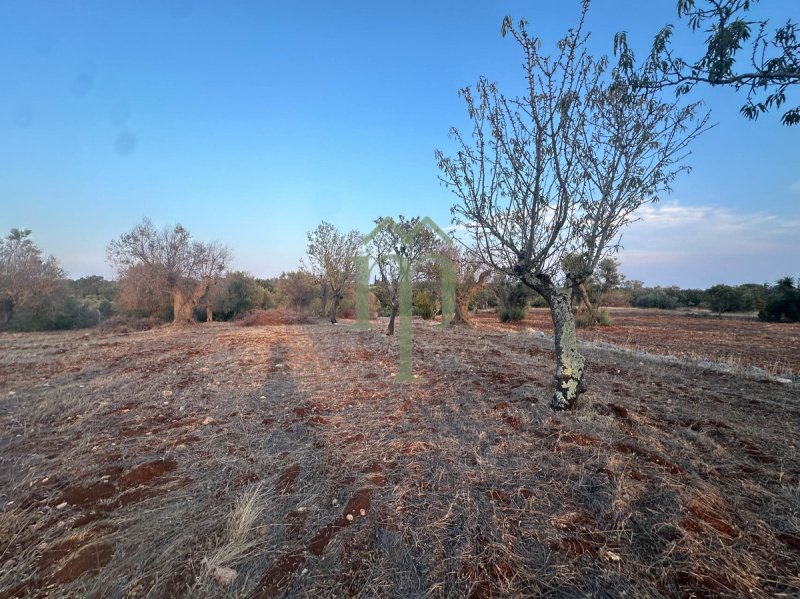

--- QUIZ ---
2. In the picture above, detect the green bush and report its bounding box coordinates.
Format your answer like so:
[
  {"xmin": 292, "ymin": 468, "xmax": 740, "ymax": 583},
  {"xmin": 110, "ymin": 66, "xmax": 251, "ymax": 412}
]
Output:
[
  {"xmin": 632, "ymin": 290, "xmax": 678, "ymax": 309},
  {"xmin": 498, "ymin": 305, "xmax": 528, "ymax": 322},
  {"xmin": 575, "ymin": 308, "xmax": 613, "ymax": 328},
  {"xmin": 414, "ymin": 288, "xmax": 439, "ymax": 320}
]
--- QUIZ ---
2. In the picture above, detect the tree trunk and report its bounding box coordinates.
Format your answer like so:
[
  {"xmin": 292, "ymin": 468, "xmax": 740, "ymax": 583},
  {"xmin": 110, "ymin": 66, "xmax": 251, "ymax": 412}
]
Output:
[
  {"xmin": 320, "ymin": 280, "xmax": 328, "ymax": 318},
  {"xmin": 172, "ymin": 283, "xmax": 206, "ymax": 326},
  {"xmin": 451, "ymin": 271, "xmax": 489, "ymax": 328},
  {"xmin": 329, "ymin": 293, "xmax": 341, "ymax": 324},
  {"xmin": 387, "ymin": 304, "xmax": 398, "ymax": 336},
  {"xmin": 452, "ymin": 296, "xmax": 472, "ymax": 326},
  {"xmin": 206, "ymin": 305, "xmax": 213, "ymax": 323},
  {"xmin": 547, "ymin": 285, "xmax": 586, "ymax": 410},
  {"xmin": 172, "ymin": 290, "xmax": 196, "ymax": 325}
]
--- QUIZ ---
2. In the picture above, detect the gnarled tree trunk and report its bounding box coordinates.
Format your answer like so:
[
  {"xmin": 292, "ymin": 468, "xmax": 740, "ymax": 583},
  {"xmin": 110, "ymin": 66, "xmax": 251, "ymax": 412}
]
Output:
[
  {"xmin": 547, "ymin": 285, "xmax": 586, "ymax": 410},
  {"xmin": 532, "ymin": 277, "xmax": 586, "ymax": 410},
  {"xmin": 172, "ymin": 283, "xmax": 207, "ymax": 326},
  {"xmin": 452, "ymin": 271, "xmax": 490, "ymax": 327}
]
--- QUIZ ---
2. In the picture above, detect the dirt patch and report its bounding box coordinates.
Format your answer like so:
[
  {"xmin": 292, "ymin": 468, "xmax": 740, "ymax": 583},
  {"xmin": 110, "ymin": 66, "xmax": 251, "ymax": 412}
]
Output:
[
  {"xmin": 276, "ymin": 464, "xmax": 300, "ymax": 494},
  {"xmin": 118, "ymin": 459, "xmax": 178, "ymax": 488},
  {"xmin": 252, "ymin": 551, "xmax": 306, "ymax": 599},
  {"xmin": 52, "ymin": 542, "xmax": 113, "ymax": 584}
]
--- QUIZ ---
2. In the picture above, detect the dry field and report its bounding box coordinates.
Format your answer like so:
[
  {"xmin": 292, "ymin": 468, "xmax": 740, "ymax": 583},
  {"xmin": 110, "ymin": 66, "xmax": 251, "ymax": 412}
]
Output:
[
  {"xmin": 1, "ymin": 316, "xmax": 799, "ymax": 598},
  {"xmin": 474, "ymin": 308, "xmax": 800, "ymax": 377}
]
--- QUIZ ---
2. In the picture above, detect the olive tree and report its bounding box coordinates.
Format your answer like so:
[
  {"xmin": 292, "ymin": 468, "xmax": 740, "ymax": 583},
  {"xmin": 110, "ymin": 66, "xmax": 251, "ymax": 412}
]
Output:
[
  {"xmin": 436, "ymin": 8, "xmax": 708, "ymax": 409},
  {"xmin": 306, "ymin": 222, "xmax": 362, "ymax": 324},
  {"xmin": 107, "ymin": 219, "xmax": 230, "ymax": 325},
  {"xmin": 368, "ymin": 216, "xmax": 438, "ymax": 335},
  {"xmin": 0, "ymin": 228, "xmax": 66, "ymax": 327}
]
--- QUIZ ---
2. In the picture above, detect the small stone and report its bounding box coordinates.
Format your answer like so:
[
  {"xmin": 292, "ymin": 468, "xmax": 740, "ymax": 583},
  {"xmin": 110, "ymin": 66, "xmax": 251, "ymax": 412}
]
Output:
[
  {"xmin": 162, "ymin": 390, "xmax": 173, "ymax": 397},
  {"xmin": 7, "ymin": 391, "xmax": 15, "ymax": 396},
  {"xmin": 202, "ymin": 416, "xmax": 215, "ymax": 425},
  {"xmin": 259, "ymin": 395, "xmax": 267, "ymax": 400},
  {"xmin": 346, "ymin": 514, "xmax": 354, "ymax": 521},
  {"xmin": 56, "ymin": 501, "xmax": 68, "ymax": 509},
  {"xmin": 332, "ymin": 499, "xmax": 339, "ymax": 506},
  {"xmin": 3, "ymin": 558, "xmax": 15, "ymax": 569},
  {"xmin": 301, "ymin": 568, "xmax": 308, "ymax": 575},
  {"xmin": 359, "ymin": 508, "xmax": 366, "ymax": 516},
  {"xmin": 602, "ymin": 550, "xmax": 621, "ymax": 562},
  {"xmin": 41, "ymin": 477, "xmax": 49, "ymax": 484}
]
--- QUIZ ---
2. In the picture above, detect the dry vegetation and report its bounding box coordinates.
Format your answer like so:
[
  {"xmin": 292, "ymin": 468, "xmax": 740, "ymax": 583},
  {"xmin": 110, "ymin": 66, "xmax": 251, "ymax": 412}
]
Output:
[
  {"xmin": 475, "ymin": 308, "xmax": 800, "ymax": 378},
  {"xmin": 1, "ymin": 313, "xmax": 799, "ymax": 598}
]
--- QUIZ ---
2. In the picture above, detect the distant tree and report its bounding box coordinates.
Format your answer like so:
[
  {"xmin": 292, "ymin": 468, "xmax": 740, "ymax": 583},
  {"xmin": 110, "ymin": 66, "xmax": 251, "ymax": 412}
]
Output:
[
  {"xmin": 632, "ymin": 289, "xmax": 679, "ymax": 309},
  {"xmin": 106, "ymin": 219, "xmax": 230, "ymax": 325},
  {"xmin": 69, "ymin": 275, "xmax": 117, "ymax": 302},
  {"xmin": 207, "ymin": 271, "xmax": 265, "ymax": 320},
  {"xmin": 427, "ymin": 245, "xmax": 491, "ymax": 327},
  {"xmin": 0, "ymin": 228, "xmax": 66, "ymax": 328},
  {"xmin": 277, "ymin": 270, "xmax": 319, "ymax": 312},
  {"xmin": 706, "ymin": 283, "xmax": 749, "ymax": 314},
  {"xmin": 437, "ymin": 8, "xmax": 707, "ymax": 409},
  {"xmin": 306, "ymin": 222, "xmax": 362, "ymax": 324},
  {"xmin": 368, "ymin": 216, "xmax": 437, "ymax": 335},
  {"xmin": 759, "ymin": 276, "xmax": 800, "ymax": 321},
  {"xmin": 614, "ymin": 0, "xmax": 800, "ymax": 124}
]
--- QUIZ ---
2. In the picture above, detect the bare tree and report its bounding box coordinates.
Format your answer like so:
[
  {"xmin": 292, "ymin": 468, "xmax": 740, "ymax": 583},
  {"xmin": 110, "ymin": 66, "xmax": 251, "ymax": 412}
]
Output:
[
  {"xmin": 0, "ymin": 228, "xmax": 65, "ymax": 326},
  {"xmin": 306, "ymin": 222, "xmax": 362, "ymax": 324},
  {"xmin": 368, "ymin": 216, "xmax": 438, "ymax": 336},
  {"xmin": 107, "ymin": 219, "xmax": 230, "ymax": 325},
  {"xmin": 436, "ymin": 8, "xmax": 708, "ymax": 409}
]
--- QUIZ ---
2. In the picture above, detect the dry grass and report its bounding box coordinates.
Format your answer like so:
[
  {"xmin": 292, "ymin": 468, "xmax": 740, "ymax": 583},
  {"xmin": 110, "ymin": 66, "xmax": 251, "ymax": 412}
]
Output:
[
  {"xmin": 0, "ymin": 319, "xmax": 798, "ymax": 598},
  {"xmin": 235, "ymin": 309, "xmax": 313, "ymax": 327}
]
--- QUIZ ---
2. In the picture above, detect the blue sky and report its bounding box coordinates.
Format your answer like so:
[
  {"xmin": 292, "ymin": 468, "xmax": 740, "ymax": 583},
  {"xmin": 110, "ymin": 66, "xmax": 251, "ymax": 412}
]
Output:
[{"xmin": 2, "ymin": 0, "xmax": 798, "ymax": 288}]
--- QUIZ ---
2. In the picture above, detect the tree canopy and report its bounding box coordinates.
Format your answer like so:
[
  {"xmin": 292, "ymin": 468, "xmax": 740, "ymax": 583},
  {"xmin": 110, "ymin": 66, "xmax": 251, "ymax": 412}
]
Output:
[
  {"xmin": 107, "ymin": 219, "xmax": 230, "ymax": 324},
  {"xmin": 614, "ymin": 0, "xmax": 800, "ymax": 124}
]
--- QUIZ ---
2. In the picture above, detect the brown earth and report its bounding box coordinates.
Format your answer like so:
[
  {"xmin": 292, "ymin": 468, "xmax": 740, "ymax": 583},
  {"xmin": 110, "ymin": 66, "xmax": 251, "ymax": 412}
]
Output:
[
  {"xmin": 0, "ymin": 316, "xmax": 798, "ymax": 598},
  {"xmin": 474, "ymin": 307, "xmax": 800, "ymax": 376}
]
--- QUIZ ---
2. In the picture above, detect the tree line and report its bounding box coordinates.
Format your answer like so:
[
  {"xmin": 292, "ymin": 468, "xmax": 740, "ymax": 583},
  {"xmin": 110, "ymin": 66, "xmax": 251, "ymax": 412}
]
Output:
[{"xmin": 2, "ymin": 223, "xmax": 797, "ymax": 334}]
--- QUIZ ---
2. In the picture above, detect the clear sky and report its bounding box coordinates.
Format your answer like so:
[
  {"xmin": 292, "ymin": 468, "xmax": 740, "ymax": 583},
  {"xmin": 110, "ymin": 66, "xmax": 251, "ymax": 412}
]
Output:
[{"xmin": 2, "ymin": 0, "xmax": 798, "ymax": 288}]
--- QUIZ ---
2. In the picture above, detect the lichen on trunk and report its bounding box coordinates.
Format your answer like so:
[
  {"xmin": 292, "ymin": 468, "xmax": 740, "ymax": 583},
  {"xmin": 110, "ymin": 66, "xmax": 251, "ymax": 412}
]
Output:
[{"xmin": 548, "ymin": 286, "xmax": 586, "ymax": 410}]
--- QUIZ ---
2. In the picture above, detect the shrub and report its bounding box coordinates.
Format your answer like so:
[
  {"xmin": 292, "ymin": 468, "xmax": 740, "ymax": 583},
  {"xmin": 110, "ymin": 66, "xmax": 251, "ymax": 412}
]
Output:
[
  {"xmin": 575, "ymin": 308, "xmax": 613, "ymax": 328},
  {"xmin": 498, "ymin": 305, "xmax": 528, "ymax": 322},
  {"xmin": 632, "ymin": 290, "xmax": 678, "ymax": 309},
  {"xmin": 414, "ymin": 288, "xmax": 439, "ymax": 320}
]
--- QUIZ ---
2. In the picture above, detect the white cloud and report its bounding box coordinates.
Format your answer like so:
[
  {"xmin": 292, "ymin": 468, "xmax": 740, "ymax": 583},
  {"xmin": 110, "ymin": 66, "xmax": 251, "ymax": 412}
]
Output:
[{"xmin": 617, "ymin": 201, "xmax": 800, "ymax": 287}]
